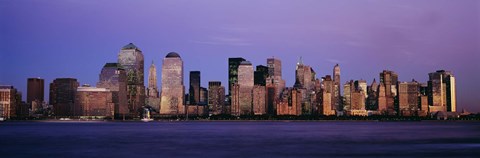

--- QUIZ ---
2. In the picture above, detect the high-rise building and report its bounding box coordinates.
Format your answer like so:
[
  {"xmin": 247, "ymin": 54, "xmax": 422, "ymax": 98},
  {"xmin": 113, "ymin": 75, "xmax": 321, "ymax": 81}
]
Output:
[
  {"xmin": 50, "ymin": 78, "xmax": 79, "ymax": 117},
  {"xmin": 379, "ymin": 70, "xmax": 398, "ymax": 115},
  {"xmin": 189, "ymin": 71, "xmax": 201, "ymax": 105},
  {"xmin": 200, "ymin": 87, "xmax": 208, "ymax": 105},
  {"xmin": 428, "ymin": 70, "xmax": 456, "ymax": 112},
  {"xmin": 0, "ymin": 85, "xmax": 19, "ymax": 120},
  {"xmin": 366, "ymin": 79, "xmax": 378, "ymax": 110},
  {"xmin": 97, "ymin": 63, "xmax": 128, "ymax": 118},
  {"xmin": 228, "ymin": 57, "xmax": 246, "ymax": 97},
  {"xmin": 265, "ymin": 57, "xmax": 285, "ymax": 115},
  {"xmin": 333, "ymin": 64, "xmax": 341, "ymax": 111},
  {"xmin": 237, "ymin": 61, "xmax": 254, "ymax": 115},
  {"xmin": 208, "ymin": 81, "xmax": 225, "ymax": 115},
  {"xmin": 160, "ymin": 52, "xmax": 185, "ymax": 115},
  {"xmin": 294, "ymin": 57, "xmax": 313, "ymax": 90},
  {"xmin": 321, "ymin": 75, "xmax": 335, "ymax": 116},
  {"xmin": 254, "ymin": 65, "xmax": 268, "ymax": 86},
  {"xmin": 230, "ymin": 83, "xmax": 240, "ymax": 116},
  {"xmin": 277, "ymin": 88, "xmax": 302, "ymax": 116},
  {"xmin": 253, "ymin": 85, "xmax": 266, "ymax": 115},
  {"xmin": 147, "ymin": 61, "xmax": 159, "ymax": 98},
  {"xmin": 398, "ymin": 80, "xmax": 420, "ymax": 116},
  {"xmin": 27, "ymin": 78, "xmax": 44, "ymax": 104},
  {"xmin": 74, "ymin": 86, "xmax": 114, "ymax": 118},
  {"xmin": 344, "ymin": 80, "xmax": 367, "ymax": 114},
  {"xmin": 118, "ymin": 43, "xmax": 145, "ymax": 116}
]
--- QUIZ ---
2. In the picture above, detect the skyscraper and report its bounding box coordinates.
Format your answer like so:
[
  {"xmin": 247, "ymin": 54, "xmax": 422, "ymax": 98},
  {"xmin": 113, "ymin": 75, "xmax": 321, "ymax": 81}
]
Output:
[
  {"xmin": 333, "ymin": 64, "xmax": 341, "ymax": 111},
  {"xmin": 147, "ymin": 61, "xmax": 159, "ymax": 98},
  {"xmin": 97, "ymin": 63, "xmax": 128, "ymax": 118},
  {"xmin": 27, "ymin": 78, "xmax": 44, "ymax": 104},
  {"xmin": 379, "ymin": 70, "xmax": 398, "ymax": 115},
  {"xmin": 228, "ymin": 57, "xmax": 246, "ymax": 97},
  {"xmin": 321, "ymin": 75, "xmax": 335, "ymax": 116},
  {"xmin": 253, "ymin": 85, "xmax": 266, "ymax": 115},
  {"xmin": 237, "ymin": 61, "xmax": 254, "ymax": 115},
  {"xmin": 50, "ymin": 78, "xmax": 79, "ymax": 117},
  {"xmin": 146, "ymin": 61, "xmax": 160, "ymax": 112},
  {"xmin": 189, "ymin": 71, "xmax": 200, "ymax": 105},
  {"xmin": 160, "ymin": 52, "xmax": 184, "ymax": 115},
  {"xmin": 208, "ymin": 81, "xmax": 225, "ymax": 115},
  {"xmin": 118, "ymin": 43, "xmax": 145, "ymax": 116},
  {"xmin": 254, "ymin": 65, "xmax": 268, "ymax": 86},
  {"xmin": 398, "ymin": 80, "xmax": 420, "ymax": 116},
  {"xmin": 428, "ymin": 70, "xmax": 456, "ymax": 112},
  {"xmin": 266, "ymin": 57, "xmax": 285, "ymax": 115}
]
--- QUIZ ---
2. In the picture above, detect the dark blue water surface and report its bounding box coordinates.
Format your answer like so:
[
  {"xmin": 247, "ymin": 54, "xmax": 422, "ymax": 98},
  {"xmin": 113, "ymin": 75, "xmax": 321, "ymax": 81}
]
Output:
[{"xmin": 1, "ymin": 121, "xmax": 480, "ymax": 158}]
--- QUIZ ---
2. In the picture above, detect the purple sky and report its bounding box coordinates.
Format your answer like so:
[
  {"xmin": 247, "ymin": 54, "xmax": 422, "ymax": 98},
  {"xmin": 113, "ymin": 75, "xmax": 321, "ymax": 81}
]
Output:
[{"xmin": 1, "ymin": 0, "xmax": 479, "ymax": 112}]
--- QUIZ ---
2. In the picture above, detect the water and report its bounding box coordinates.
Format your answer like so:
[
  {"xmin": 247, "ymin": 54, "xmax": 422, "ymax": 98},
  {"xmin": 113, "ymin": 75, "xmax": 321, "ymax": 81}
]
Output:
[{"xmin": 1, "ymin": 121, "xmax": 480, "ymax": 157}]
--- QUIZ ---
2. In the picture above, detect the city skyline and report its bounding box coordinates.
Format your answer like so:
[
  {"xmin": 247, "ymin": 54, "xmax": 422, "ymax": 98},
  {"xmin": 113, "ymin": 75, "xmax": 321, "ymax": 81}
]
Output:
[{"xmin": 0, "ymin": 0, "xmax": 478, "ymax": 112}]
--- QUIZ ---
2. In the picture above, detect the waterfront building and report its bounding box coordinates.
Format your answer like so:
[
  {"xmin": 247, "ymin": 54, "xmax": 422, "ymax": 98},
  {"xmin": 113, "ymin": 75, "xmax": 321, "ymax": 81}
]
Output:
[
  {"xmin": 254, "ymin": 65, "xmax": 268, "ymax": 86},
  {"xmin": 208, "ymin": 81, "xmax": 225, "ymax": 115},
  {"xmin": 0, "ymin": 85, "xmax": 19, "ymax": 119},
  {"xmin": 265, "ymin": 57, "xmax": 285, "ymax": 115},
  {"xmin": 118, "ymin": 43, "xmax": 145, "ymax": 116},
  {"xmin": 321, "ymin": 75, "xmax": 335, "ymax": 116},
  {"xmin": 379, "ymin": 70, "xmax": 398, "ymax": 115},
  {"xmin": 428, "ymin": 70, "xmax": 456, "ymax": 112},
  {"xmin": 238, "ymin": 61, "xmax": 254, "ymax": 115},
  {"xmin": 97, "ymin": 63, "xmax": 128, "ymax": 118},
  {"xmin": 145, "ymin": 61, "xmax": 160, "ymax": 112},
  {"xmin": 253, "ymin": 85, "xmax": 266, "ymax": 115},
  {"xmin": 230, "ymin": 83, "xmax": 240, "ymax": 116},
  {"xmin": 333, "ymin": 64, "xmax": 341, "ymax": 111},
  {"xmin": 27, "ymin": 78, "xmax": 44, "ymax": 105},
  {"xmin": 228, "ymin": 57, "xmax": 246, "ymax": 97},
  {"xmin": 398, "ymin": 80, "xmax": 420, "ymax": 116},
  {"xmin": 200, "ymin": 87, "xmax": 208, "ymax": 105},
  {"xmin": 160, "ymin": 52, "xmax": 185, "ymax": 115},
  {"xmin": 74, "ymin": 86, "xmax": 114, "ymax": 118},
  {"xmin": 189, "ymin": 71, "xmax": 200, "ymax": 105},
  {"xmin": 50, "ymin": 78, "xmax": 79, "ymax": 117}
]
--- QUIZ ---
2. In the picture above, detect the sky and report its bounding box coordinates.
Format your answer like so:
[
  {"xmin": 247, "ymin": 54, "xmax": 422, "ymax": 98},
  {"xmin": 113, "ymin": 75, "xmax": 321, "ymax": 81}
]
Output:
[{"xmin": 0, "ymin": 0, "xmax": 479, "ymax": 112}]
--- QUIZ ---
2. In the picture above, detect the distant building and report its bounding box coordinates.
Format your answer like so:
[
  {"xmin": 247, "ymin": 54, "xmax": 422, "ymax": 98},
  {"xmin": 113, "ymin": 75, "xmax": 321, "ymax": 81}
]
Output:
[
  {"xmin": 254, "ymin": 65, "xmax": 268, "ymax": 86},
  {"xmin": 277, "ymin": 88, "xmax": 302, "ymax": 116},
  {"xmin": 379, "ymin": 70, "xmax": 398, "ymax": 115},
  {"xmin": 50, "ymin": 78, "xmax": 79, "ymax": 117},
  {"xmin": 208, "ymin": 81, "xmax": 225, "ymax": 115},
  {"xmin": 333, "ymin": 64, "xmax": 341, "ymax": 111},
  {"xmin": 160, "ymin": 52, "xmax": 185, "ymax": 115},
  {"xmin": 294, "ymin": 57, "xmax": 314, "ymax": 90},
  {"xmin": 228, "ymin": 57, "xmax": 246, "ymax": 97},
  {"xmin": 266, "ymin": 57, "xmax": 285, "ymax": 115},
  {"xmin": 238, "ymin": 61, "xmax": 254, "ymax": 115},
  {"xmin": 27, "ymin": 78, "xmax": 44, "ymax": 105},
  {"xmin": 74, "ymin": 86, "xmax": 114, "ymax": 118},
  {"xmin": 398, "ymin": 80, "xmax": 420, "ymax": 116},
  {"xmin": 366, "ymin": 79, "xmax": 378, "ymax": 110},
  {"xmin": 200, "ymin": 87, "xmax": 208, "ymax": 105},
  {"xmin": 0, "ymin": 85, "xmax": 19, "ymax": 119},
  {"xmin": 118, "ymin": 43, "xmax": 145, "ymax": 116},
  {"xmin": 189, "ymin": 71, "xmax": 201, "ymax": 105},
  {"xmin": 97, "ymin": 63, "xmax": 128, "ymax": 118},
  {"xmin": 344, "ymin": 80, "xmax": 367, "ymax": 115},
  {"xmin": 253, "ymin": 85, "xmax": 266, "ymax": 115},
  {"xmin": 230, "ymin": 83, "xmax": 240, "ymax": 116},
  {"xmin": 145, "ymin": 61, "xmax": 160, "ymax": 112},
  {"xmin": 428, "ymin": 70, "xmax": 456, "ymax": 112},
  {"xmin": 321, "ymin": 75, "xmax": 335, "ymax": 116}
]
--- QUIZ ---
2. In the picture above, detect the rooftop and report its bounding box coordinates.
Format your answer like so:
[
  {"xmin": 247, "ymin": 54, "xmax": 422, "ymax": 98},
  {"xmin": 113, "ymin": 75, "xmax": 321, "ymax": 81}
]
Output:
[
  {"xmin": 121, "ymin": 43, "xmax": 141, "ymax": 51},
  {"xmin": 166, "ymin": 52, "xmax": 181, "ymax": 58}
]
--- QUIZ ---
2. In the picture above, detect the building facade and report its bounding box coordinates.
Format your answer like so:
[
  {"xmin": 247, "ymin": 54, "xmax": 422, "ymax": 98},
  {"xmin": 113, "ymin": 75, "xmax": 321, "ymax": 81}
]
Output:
[
  {"xmin": 0, "ymin": 85, "xmax": 19, "ymax": 119},
  {"xmin": 428, "ymin": 70, "xmax": 456, "ymax": 112},
  {"xmin": 189, "ymin": 71, "xmax": 201, "ymax": 105},
  {"xmin": 27, "ymin": 78, "xmax": 44, "ymax": 105},
  {"xmin": 50, "ymin": 78, "xmax": 79, "ymax": 117},
  {"xmin": 118, "ymin": 43, "xmax": 145, "ymax": 116},
  {"xmin": 253, "ymin": 85, "xmax": 266, "ymax": 115},
  {"xmin": 228, "ymin": 57, "xmax": 246, "ymax": 97},
  {"xmin": 74, "ymin": 86, "xmax": 114, "ymax": 118},
  {"xmin": 146, "ymin": 61, "xmax": 160, "ymax": 111},
  {"xmin": 97, "ymin": 63, "xmax": 128, "ymax": 118},
  {"xmin": 208, "ymin": 81, "xmax": 225, "ymax": 115},
  {"xmin": 238, "ymin": 61, "xmax": 254, "ymax": 115},
  {"xmin": 160, "ymin": 52, "xmax": 185, "ymax": 115}
]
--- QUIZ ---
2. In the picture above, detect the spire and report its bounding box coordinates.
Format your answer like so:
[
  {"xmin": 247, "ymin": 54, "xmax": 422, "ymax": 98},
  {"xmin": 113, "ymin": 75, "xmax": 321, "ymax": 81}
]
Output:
[{"xmin": 297, "ymin": 56, "xmax": 303, "ymax": 65}]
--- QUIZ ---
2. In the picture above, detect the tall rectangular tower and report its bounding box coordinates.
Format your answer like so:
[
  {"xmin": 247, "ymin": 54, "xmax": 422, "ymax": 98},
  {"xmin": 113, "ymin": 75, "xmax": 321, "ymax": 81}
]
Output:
[
  {"xmin": 27, "ymin": 78, "xmax": 44, "ymax": 104},
  {"xmin": 189, "ymin": 71, "xmax": 201, "ymax": 105}
]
